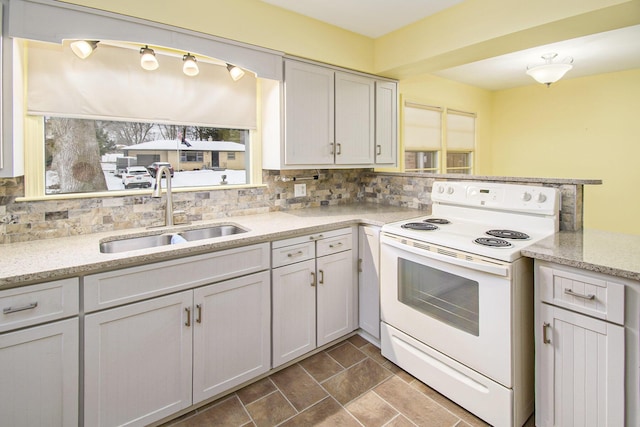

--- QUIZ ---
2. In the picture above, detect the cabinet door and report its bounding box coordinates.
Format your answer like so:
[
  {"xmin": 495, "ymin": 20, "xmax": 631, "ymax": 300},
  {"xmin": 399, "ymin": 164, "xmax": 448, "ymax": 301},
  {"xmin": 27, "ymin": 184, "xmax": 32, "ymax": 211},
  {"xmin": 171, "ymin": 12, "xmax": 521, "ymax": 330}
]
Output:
[
  {"xmin": 193, "ymin": 271, "xmax": 270, "ymax": 403},
  {"xmin": 84, "ymin": 292, "xmax": 192, "ymax": 427},
  {"xmin": 272, "ymin": 259, "xmax": 316, "ymax": 367},
  {"xmin": 375, "ymin": 81, "xmax": 397, "ymax": 165},
  {"xmin": 358, "ymin": 226, "xmax": 380, "ymax": 339},
  {"xmin": 317, "ymin": 250, "xmax": 356, "ymax": 346},
  {"xmin": 335, "ymin": 72, "xmax": 375, "ymax": 165},
  {"xmin": 0, "ymin": 318, "xmax": 78, "ymax": 427},
  {"xmin": 537, "ymin": 304, "xmax": 624, "ymax": 427},
  {"xmin": 284, "ymin": 60, "xmax": 334, "ymax": 165}
]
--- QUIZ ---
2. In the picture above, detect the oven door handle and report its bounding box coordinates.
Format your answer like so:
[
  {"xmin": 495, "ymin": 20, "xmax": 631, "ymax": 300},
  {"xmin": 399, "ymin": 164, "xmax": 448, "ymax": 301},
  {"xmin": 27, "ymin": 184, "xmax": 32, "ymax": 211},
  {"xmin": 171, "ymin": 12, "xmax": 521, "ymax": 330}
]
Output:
[{"xmin": 381, "ymin": 235, "xmax": 510, "ymax": 277}]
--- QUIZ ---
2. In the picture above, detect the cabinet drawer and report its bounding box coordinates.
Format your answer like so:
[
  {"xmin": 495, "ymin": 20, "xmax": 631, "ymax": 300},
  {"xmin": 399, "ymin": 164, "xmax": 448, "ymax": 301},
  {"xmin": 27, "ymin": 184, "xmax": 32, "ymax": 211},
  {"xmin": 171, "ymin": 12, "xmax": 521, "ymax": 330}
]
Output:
[
  {"xmin": 317, "ymin": 232, "xmax": 352, "ymax": 257},
  {"xmin": 272, "ymin": 241, "xmax": 315, "ymax": 268},
  {"xmin": 539, "ymin": 265, "xmax": 625, "ymax": 325},
  {"xmin": 84, "ymin": 243, "xmax": 270, "ymax": 312},
  {"xmin": 0, "ymin": 278, "xmax": 79, "ymax": 333}
]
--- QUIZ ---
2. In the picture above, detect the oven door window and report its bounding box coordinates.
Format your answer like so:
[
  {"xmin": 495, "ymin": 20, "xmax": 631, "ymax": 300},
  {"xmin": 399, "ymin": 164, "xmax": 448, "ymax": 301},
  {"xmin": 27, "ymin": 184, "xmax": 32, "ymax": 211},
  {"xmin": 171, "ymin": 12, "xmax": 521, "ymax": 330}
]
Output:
[{"xmin": 398, "ymin": 259, "xmax": 479, "ymax": 336}]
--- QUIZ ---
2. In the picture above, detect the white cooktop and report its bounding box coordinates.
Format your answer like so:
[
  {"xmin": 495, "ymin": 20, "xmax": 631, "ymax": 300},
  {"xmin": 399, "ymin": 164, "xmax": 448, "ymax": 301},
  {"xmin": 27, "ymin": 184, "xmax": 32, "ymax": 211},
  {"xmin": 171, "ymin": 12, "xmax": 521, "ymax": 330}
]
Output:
[{"xmin": 381, "ymin": 181, "xmax": 561, "ymax": 262}]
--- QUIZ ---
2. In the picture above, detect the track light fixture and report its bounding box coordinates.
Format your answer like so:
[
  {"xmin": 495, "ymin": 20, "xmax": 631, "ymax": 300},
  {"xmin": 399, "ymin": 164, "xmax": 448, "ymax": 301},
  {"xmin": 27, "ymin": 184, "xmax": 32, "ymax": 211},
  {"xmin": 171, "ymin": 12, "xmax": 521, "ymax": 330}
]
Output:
[
  {"xmin": 140, "ymin": 45, "xmax": 159, "ymax": 71},
  {"xmin": 226, "ymin": 63, "xmax": 245, "ymax": 81},
  {"xmin": 70, "ymin": 40, "xmax": 99, "ymax": 59},
  {"xmin": 182, "ymin": 53, "xmax": 199, "ymax": 76}
]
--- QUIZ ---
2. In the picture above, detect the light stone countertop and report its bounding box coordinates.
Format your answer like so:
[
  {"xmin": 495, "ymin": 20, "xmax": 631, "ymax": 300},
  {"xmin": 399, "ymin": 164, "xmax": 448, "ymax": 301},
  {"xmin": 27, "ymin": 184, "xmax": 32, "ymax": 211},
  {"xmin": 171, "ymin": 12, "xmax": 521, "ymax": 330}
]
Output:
[
  {"xmin": 0, "ymin": 204, "xmax": 421, "ymax": 289},
  {"xmin": 522, "ymin": 229, "xmax": 640, "ymax": 282}
]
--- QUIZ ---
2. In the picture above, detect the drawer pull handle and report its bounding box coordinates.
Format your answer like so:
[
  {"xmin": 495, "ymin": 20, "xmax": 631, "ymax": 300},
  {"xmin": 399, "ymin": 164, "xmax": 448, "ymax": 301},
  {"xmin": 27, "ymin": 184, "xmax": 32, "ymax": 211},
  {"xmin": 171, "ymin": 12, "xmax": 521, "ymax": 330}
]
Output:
[
  {"xmin": 3, "ymin": 302, "xmax": 38, "ymax": 315},
  {"xmin": 309, "ymin": 234, "xmax": 324, "ymax": 241},
  {"xmin": 287, "ymin": 250, "xmax": 304, "ymax": 258},
  {"xmin": 564, "ymin": 288, "xmax": 596, "ymax": 300},
  {"xmin": 329, "ymin": 242, "xmax": 343, "ymax": 249},
  {"xmin": 543, "ymin": 322, "xmax": 551, "ymax": 344},
  {"xmin": 310, "ymin": 272, "xmax": 316, "ymax": 287},
  {"xmin": 185, "ymin": 307, "xmax": 191, "ymax": 327},
  {"xmin": 196, "ymin": 304, "xmax": 202, "ymax": 324}
]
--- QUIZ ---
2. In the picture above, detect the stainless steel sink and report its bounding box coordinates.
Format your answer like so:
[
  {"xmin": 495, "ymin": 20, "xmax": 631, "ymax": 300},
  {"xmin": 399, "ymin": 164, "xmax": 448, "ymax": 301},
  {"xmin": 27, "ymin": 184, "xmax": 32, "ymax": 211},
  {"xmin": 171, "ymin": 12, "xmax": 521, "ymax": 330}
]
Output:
[
  {"xmin": 100, "ymin": 234, "xmax": 174, "ymax": 253},
  {"xmin": 99, "ymin": 224, "xmax": 248, "ymax": 253},
  {"xmin": 179, "ymin": 225, "xmax": 247, "ymax": 241}
]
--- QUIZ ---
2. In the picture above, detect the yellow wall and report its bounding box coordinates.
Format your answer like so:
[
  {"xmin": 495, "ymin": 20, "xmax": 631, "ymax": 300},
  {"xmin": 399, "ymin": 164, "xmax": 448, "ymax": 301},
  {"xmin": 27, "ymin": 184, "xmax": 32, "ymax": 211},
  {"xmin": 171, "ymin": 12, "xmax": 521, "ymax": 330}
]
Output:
[{"xmin": 491, "ymin": 69, "xmax": 640, "ymax": 235}]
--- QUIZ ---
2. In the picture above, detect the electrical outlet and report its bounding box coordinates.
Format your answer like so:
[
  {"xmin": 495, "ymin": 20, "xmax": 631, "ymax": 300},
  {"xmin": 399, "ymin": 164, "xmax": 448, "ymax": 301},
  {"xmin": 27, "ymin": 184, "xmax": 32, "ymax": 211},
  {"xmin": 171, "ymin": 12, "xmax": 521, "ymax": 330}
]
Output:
[{"xmin": 294, "ymin": 183, "xmax": 306, "ymax": 197}]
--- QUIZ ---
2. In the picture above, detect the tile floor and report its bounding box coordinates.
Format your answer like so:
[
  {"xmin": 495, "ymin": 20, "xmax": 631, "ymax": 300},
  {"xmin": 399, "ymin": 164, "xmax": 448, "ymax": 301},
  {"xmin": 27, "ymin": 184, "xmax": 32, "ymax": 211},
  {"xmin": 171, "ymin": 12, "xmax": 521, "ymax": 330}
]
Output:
[{"xmin": 163, "ymin": 335, "xmax": 534, "ymax": 427}]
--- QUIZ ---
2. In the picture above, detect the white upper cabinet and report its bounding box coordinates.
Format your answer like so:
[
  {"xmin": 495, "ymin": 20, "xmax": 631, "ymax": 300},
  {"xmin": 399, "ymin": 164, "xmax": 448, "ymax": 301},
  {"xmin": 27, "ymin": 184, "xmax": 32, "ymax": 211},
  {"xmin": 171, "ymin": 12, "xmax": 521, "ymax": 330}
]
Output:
[
  {"xmin": 262, "ymin": 58, "xmax": 397, "ymax": 170},
  {"xmin": 335, "ymin": 71, "xmax": 375, "ymax": 165},
  {"xmin": 283, "ymin": 60, "xmax": 335, "ymax": 165}
]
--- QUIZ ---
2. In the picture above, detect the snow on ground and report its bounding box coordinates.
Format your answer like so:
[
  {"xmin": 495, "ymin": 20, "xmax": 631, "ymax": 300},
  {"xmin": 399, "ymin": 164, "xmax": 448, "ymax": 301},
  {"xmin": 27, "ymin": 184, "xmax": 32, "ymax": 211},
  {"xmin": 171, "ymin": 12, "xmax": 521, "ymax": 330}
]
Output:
[{"xmin": 102, "ymin": 164, "xmax": 246, "ymax": 191}]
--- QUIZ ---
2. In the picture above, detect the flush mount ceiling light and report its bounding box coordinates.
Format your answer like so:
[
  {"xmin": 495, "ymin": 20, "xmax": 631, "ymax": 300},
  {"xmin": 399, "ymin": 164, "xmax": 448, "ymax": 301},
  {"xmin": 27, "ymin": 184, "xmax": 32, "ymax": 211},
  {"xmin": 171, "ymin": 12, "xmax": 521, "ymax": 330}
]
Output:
[
  {"xmin": 182, "ymin": 53, "xmax": 199, "ymax": 76},
  {"xmin": 226, "ymin": 63, "xmax": 245, "ymax": 81},
  {"xmin": 140, "ymin": 45, "xmax": 159, "ymax": 71},
  {"xmin": 526, "ymin": 53, "xmax": 573, "ymax": 87},
  {"xmin": 70, "ymin": 40, "xmax": 99, "ymax": 59}
]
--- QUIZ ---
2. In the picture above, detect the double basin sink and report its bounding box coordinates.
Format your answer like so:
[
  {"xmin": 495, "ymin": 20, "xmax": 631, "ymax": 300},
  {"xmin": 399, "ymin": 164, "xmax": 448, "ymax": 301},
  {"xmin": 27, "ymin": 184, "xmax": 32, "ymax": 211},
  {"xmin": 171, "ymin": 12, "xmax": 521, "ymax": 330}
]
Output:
[{"xmin": 100, "ymin": 224, "xmax": 248, "ymax": 253}]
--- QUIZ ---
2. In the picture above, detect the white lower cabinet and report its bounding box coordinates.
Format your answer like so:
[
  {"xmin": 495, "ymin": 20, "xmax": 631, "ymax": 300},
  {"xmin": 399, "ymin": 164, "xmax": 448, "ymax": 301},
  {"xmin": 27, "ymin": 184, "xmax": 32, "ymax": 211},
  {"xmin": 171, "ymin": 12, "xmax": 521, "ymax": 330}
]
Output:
[
  {"xmin": 537, "ymin": 303, "xmax": 624, "ymax": 427},
  {"xmin": 358, "ymin": 225, "xmax": 380, "ymax": 340},
  {"xmin": 84, "ymin": 246, "xmax": 271, "ymax": 427},
  {"xmin": 272, "ymin": 228, "xmax": 357, "ymax": 367},
  {"xmin": 0, "ymin": 278, "xmax": 79, "ymax": 427},
  {"xmin": 535, "ymin": 261, "xmax": 628, "ymax": 427},
  {"xmin": 0, "ymin": 318, "xmax": 79, "ymax": 427}
]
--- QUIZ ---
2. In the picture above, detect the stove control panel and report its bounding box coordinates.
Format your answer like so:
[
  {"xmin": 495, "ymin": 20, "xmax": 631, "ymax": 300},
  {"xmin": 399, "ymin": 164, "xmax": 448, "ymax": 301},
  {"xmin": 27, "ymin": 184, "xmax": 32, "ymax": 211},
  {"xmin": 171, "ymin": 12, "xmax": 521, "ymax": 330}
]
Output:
[{"xmin": 432, "ymin": 181, "xmax": 559, "ymax": 215}]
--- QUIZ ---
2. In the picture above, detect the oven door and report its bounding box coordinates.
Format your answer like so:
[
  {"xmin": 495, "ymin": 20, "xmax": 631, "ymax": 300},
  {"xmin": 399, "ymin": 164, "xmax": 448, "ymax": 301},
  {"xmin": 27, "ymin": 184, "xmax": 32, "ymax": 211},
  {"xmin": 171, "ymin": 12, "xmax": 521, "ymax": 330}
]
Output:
[{"xmin": 380, "ymin": 233, "xmax": 513, "ymax": 387}]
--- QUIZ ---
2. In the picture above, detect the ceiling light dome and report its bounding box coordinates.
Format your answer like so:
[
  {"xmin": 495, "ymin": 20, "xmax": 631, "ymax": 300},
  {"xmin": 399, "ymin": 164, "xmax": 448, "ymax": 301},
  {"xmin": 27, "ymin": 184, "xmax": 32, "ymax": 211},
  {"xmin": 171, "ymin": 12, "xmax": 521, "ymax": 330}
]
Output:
[
  {"xmin": 182, "ymin": 53, "xmax": 199, "ymax": 76},
  {"xmin": 526, "ymin": 53, "xmax": 573, "ymax": 87},
  {"xmin": 140, "ymin": 45, "xmax": 159, "ymax": 71}
]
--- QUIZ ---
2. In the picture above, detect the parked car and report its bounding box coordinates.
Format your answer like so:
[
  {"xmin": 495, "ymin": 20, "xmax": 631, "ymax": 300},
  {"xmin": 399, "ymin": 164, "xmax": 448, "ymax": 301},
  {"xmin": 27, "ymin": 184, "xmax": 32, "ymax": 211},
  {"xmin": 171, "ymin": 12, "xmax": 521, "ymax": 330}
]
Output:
[
  {"xmin": 147, "ymin": 162, "xmax": 174, "ymax": 178},
  {"xmin": 122, "ymin": 166, "xmax": 153, "ymax": 189}
]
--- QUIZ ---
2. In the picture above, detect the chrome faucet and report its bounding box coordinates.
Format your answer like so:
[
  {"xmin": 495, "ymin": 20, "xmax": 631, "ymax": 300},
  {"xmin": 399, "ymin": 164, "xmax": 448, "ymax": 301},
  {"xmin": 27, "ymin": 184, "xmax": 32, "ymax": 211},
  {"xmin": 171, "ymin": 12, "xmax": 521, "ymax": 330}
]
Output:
[{"xmin": 151, "ymin": 165, "xmax": 174, "ymax": 227}]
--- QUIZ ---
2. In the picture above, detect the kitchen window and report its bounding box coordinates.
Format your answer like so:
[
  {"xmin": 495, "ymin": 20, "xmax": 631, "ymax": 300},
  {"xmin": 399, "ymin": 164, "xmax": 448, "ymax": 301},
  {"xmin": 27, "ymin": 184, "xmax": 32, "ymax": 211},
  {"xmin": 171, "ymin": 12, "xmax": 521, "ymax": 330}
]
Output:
[
  {"xmin": 402, "ymin": 101, "xmax": 475, "ymax": 174},
  {"xmin": 20, "ymin": 38, "xmax": 258, "ymax": 197}
]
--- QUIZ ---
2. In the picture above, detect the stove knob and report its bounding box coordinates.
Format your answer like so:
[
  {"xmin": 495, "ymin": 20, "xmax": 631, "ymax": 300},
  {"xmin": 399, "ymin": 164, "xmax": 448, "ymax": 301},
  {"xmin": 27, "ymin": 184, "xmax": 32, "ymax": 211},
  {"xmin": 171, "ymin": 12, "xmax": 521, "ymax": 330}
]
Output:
[
  {"xmin": 537, "ymin": 193, "xmax": 547, "ymax": 203},
  {"xmin": 437, "ymin": 186, "xmax": 445, "ymax": 194},
  {"xmin": 521, "ymin": 192, "xmax": 532, "ymax": 201},
  {"xmin": 447, "ymin": 187, "xmax": 454, "ymax": 195}
]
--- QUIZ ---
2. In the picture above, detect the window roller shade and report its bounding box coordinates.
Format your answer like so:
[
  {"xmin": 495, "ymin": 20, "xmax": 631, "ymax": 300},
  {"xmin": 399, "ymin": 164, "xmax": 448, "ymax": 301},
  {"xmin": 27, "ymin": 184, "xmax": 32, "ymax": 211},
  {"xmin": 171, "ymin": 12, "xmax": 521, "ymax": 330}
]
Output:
[
  {"xmin": 403, "ymin": 103, "xmax": 442, "ymax": 151},
  {"xmin": 26, "ymin": 41, "xmax": 257, "ymax": 129},
  {"xmin": 446, "ymin": 111, "xmax": 475, "ymax": 151}
]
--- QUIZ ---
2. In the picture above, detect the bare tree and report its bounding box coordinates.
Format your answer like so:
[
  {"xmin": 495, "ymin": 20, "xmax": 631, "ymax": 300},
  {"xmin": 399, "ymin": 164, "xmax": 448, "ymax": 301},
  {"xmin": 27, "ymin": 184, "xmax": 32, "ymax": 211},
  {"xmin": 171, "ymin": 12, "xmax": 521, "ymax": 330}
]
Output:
[
  {"xmin": 103, "ymin": 121, "xmax": 155, "ymax": 146},
  {"xmin": 157, "ymin": 124, "xmax": 181, "ymax": 140},
  {"xmin": 48, "ymin": 118, "xmax": 108, "ymax": 193}
]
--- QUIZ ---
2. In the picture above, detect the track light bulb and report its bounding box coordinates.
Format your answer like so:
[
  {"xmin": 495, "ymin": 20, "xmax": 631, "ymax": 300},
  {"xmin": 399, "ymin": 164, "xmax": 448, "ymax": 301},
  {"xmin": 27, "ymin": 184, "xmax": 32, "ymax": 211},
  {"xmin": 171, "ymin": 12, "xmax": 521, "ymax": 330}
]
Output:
[
  {"xmin": 70, "ymin": 40, "xmax": 98, "ymax": 59},
  {"xmin": 140, "ymin": 46, "xmax": 159, "ymax": 71},
  {"xmin": 182, "ymin": 53, "xmax": 199, "ymax": 76},
  {"xmin": 226, "ymin": 63, "xmax": 245, "ymax": 81}
]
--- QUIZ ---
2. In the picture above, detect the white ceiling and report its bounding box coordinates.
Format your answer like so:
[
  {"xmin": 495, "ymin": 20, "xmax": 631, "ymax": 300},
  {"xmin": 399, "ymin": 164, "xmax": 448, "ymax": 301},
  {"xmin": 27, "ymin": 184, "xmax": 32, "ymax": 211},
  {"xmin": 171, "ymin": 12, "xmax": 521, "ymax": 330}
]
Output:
[{"xmin": 260, "ymin": 0, "xmax": 640, "ymax": 90}]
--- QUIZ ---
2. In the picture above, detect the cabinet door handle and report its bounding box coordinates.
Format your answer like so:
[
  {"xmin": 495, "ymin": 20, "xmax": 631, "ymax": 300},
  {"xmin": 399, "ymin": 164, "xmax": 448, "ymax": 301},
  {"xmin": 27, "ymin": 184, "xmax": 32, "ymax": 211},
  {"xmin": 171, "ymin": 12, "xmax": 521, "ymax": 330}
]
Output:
[
  {"xmin": 330, "ymin": 143, "xmax": 334, "ymax": 155},
  {"xmin": 3, "ymin": 302, "xmax": 38, "ymax": 315},
  {"xmin": 336, "ymin": 143, "xmax": 342, "ymax": 155},
  {"xmin": 329, "ymin": 242, "xmax": 343, "ymax": 249},
  {"xmin": 185, "ymin": 307, "xmax": 191, "ymax": 327},
  {"xmin": 196, "ymin": 304, "xmax": 202, "ymax": 324},
  {"xmin": 564, "ymin": 288, "xmax": 596, "ymax": 300},
  {"xmin": 542, "ymin": 322, "xmax": 551, "ymax": 344},
  {"xmin": 319, "ymin": 269, "xmax": 324, "ymax": 284},
  {"xmin": 358, "ymin": 258, "xmax": 363, "ymax": 273},
  {"xmin": 287, "ymin": 250, "xmax": 304, "ymax": 258},
  {"xmin": 310, "ymin": 272, "xmax": 316, "ymax": 287},
  {"xmin": 376, "ymin": 144, "xmax": 382, "ymax": 155}
]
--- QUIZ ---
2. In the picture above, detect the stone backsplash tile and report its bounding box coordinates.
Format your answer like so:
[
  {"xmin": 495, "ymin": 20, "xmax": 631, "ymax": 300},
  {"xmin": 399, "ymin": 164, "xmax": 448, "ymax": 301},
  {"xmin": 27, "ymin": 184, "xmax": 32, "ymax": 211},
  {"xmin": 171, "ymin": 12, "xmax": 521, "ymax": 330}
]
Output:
[{"xmin": 0, "ymin": 171, "xmax": 585, "ymax": 243}]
